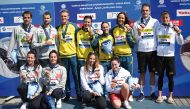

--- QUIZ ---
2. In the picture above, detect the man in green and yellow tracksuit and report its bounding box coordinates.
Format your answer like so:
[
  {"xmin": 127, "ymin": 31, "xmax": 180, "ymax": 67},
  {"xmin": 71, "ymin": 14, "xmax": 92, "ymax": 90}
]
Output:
[{"xmin": 57, "ymin": 9, "xmax": 80, "ymax": 101}]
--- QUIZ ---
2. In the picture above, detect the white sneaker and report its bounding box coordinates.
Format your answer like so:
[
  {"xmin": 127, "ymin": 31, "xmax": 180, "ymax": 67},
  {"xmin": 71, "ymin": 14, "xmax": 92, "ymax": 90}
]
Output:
[
  {"xmin": 123, "ymin": 100, "xmax": 132, "ymax": 109},
  {"xmin": 56, "ymin": 99, "xmax": 62, "ymax": 108},
  {"xmin": 128, "ymin": 95, "xmax": 134, "ymax": 102},
  {"xmin": 20, "ymin": 102, "xmax": 28, "ymax": 109}
]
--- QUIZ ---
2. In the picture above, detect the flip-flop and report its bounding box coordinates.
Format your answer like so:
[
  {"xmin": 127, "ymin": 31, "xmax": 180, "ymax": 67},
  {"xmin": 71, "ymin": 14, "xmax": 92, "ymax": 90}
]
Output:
[
  {"xmin": 155, "ymin": 96, "xmax": 164, "ymax": 103},
  {"xmin": 167, "ymin": 98, "xmax": 174, "ymax": 104}
]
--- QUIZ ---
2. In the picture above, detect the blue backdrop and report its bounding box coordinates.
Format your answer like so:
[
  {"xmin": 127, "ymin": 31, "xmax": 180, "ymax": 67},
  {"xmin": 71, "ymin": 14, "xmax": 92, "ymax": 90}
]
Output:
[{"xmin": 0, "ymin": 0, "xmax": 189, "ymax": 96}]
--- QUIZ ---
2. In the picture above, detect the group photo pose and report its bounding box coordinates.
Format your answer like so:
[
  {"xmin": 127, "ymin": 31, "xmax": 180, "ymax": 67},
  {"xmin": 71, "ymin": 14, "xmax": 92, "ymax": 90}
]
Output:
[{"xmin": 0, "ymin": 1, "xmax": 187, "ymax": 109}]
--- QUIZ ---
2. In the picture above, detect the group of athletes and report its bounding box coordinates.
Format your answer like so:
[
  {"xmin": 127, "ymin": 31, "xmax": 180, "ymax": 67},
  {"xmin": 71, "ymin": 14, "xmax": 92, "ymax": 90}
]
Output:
[{"xmin": 7, "ymin": 3, "xmax": 184, "ymax": 109}]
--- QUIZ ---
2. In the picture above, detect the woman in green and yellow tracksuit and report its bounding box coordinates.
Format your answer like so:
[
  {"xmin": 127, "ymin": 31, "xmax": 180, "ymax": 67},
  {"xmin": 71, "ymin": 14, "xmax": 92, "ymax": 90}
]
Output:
[
  {"xmin": 92, "ymin": 22, "xmax": 114, "ymax": 75},
  {"xmin": 111, "ymin": 12, "xmax": 135, "ymax": 75},
  {"xmin": 76, "ymin": 16, "xmax": 94, "ymax": 71}
]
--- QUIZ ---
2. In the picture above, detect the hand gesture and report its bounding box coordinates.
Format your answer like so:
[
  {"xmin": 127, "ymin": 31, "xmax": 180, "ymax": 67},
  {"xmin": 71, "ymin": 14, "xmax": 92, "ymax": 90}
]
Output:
[
  {"xmin": 95, "ymin": 29, "xmax": 103, "ymax": 35},
  {"xmin": 45, "ymin": 69, "xmax": 51, "ymax": 78},
  {"xmin": 124, "ymin": 24, "xmax": 132, "ymax": 33},
  {"xmin": 173, "ymin": 25, "xmax": 182, "ymax": 34},
  {"xmin": 35, "ymin": 65, "xmax": 40, "ymax": 77},
  {"xmin": 31, "ymin": 93, "xmax": 39, "ymax": 99},
  {"xmin": 137, "ymin": 23, "xmax": 145, "ymax": 35},
  {"xmin": 45, "ymin": 40, "xmax": 53, "ymax": 45},
  {"xmin": 89, "ymin": 27, "xmax": 95, "ymax": 36},
  {"xmin": 92, "ymin": 92, "xmax": 100, "ymax": 96},
  {"xmin": 26, "ymin": 33, "xmax": 33, "ymax": 42},
  {"xmin": 46, "ymin": 90, "xmax": 52, "ymax": 95},
  {"xmin": 131, "ymin": 83, "xmax": 140, "ymax": 90},
  {"xmin": 21, "ymin": 73, "xmax": 27, "ymax": 80},
  {"xmin": 95, "ymin": 71, "xmax": 100, "ymax": 78},
  {"xmin": 111, "ymin": 79, "xmax": 117, "ymax": 89}
]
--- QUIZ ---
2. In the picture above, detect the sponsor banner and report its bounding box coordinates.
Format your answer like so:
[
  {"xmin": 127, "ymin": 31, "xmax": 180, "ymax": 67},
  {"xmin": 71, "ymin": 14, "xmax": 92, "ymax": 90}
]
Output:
[
  {"xmin": 0, "ymin": 17, "xmax": 4, "ymax": 24},
  {"xmin": 77, "ymin": 13, "xmax": 96, "ymax": 20},
  {"xmin": 170, "ymin": 20, "xmax": 183, "ymax": 26},
  {"xmin": 0, "ymin": 26, "xmax": 15, "ymax": 32},
  {"xmin": 177, "ymin": 9, "xmax": 190, "ymax": 16},
  {"xmin": 0, "ymin": 0, "xmax": 77, "ymax": 5},
  {"xmin": 0, "ymin": 3, "xmax": 55, "ymax": 40},
  {"xmin": 170, "ymin": 0, "xmax": 181, "ymax": 2},
  {"xmin": 54, "ymin": 0, "xmax": 149, "ymax": 27},
  {"xmin": 92, "ymin": 22, "xmax": 111, "ymax": 29},
  {"xmin": 14, "ymin": 16, "xmax": 23, "ymax": 23},
  {"xmin": 107, "ymin": 12, "xmax": 120, "ymax": 19}
]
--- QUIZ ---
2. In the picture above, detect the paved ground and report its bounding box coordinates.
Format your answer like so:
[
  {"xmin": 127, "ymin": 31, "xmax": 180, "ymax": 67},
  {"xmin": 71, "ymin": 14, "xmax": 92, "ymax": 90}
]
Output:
[{"xmin": 1, "ymin": 96, "xmax": 190, "ymax": 109}]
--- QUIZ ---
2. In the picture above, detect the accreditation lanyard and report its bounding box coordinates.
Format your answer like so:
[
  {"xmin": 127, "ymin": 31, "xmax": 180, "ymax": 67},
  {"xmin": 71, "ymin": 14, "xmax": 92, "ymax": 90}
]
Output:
[
  {"xmin": 162, "ymin": 23, "xmax": 170, "ymax": 35},
  {"xmin": 42, "ymin": 25, "xmax": 51, "ymax": 40},
  {"xmin": 112, "ymin": 70, "xmax": 119, "ymax": 79},
  {"xmin": 62, "ymin": 23, "xmax": 69, "ymax": 39},
  {"xmin": 23, "ymin": 65, "xmax": 37, "ymax": 82},
  {"xmin": 141, "ymin": 17, "xmax": 150, "ymax": 26},
  {"xmin": 22, "ymin": 23, "xmax": 32, "ymax": 33}
]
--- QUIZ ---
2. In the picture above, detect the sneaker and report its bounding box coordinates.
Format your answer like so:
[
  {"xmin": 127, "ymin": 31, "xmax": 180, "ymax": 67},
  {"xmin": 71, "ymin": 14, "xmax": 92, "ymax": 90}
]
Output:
[
  {"xmin": 63, "ymin": 96, "xmax": 70, "ymax": 102},
  {"xmin": 20, "ymin": 102, "xmax": 28, "ymax": 109},
  {"xmin": 137, "ymin": 93, "xmax": 145, "ymax": 102},
  {"xmin": 155, "ymin": 96, "xmax": 164, "ymax": 103},
  {"xmin": 56, "ymin": 99, "xmax": 62, "ymax": 108},
  {"xmin": 128, "ymin": 95, "xmax": 134, "ymax": 102},
  {"xmin": 150, "ymin": 93, "xmax": 157, "ymax": 100},
  {"xmin": 123, "ymin": 100, "xmax": 132, "ymax": 109}
]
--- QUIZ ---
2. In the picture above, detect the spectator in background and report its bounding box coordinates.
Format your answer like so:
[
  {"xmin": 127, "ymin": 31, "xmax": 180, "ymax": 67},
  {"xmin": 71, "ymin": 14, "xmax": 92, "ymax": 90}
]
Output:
[
  {"xmin": 7, "ymin": 11, "xmax": 37, "ymax": 70},
  {"xmin": 41, "ymin": 50, "xmax": 67, "ymax": 108},
  {"xmin": 133, "ymin": 3, "xmax": 160, "ymax": 102},
  {"xmin": 155, "ymin": 11, "xmax": 184, "ymax": 104},
  {"xmin": 80, "ymin": 52, "xmax": 106, "ymax": 109},
  {"xmin": 17, "ymin": 50, "xmax": 43, "ymax": 109},
  {"xmin": 32, "ymin": 11, "xmax": 58, "ymax": 67},
  {"xmin": 57, "ymin": 9, "xmax": 81, "ymax": 101}
]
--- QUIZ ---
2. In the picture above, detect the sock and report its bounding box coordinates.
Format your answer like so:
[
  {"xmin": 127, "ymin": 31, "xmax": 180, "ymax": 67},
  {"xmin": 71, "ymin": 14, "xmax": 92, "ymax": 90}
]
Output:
[
  {"xmin": 140, "ymin": 85, "xmax": 144, "ymax": 94},
  {"xmin": 150, "ymin": 85, "xmax": 155, "ymax": 94}
]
